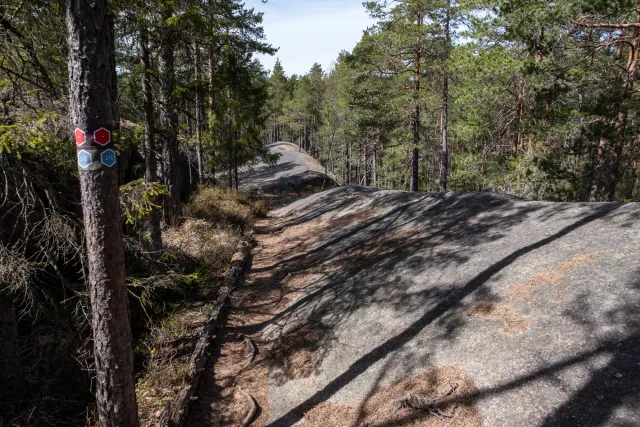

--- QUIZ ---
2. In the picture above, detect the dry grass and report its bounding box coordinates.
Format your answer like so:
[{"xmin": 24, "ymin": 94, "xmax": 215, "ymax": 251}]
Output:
[
  {"xmin": 465, "ymin": 251, "xmax": 615, "ymax": 337},
  {"xmin": 274, "ymin": 143, "xmax": 300, "ymax": 153},
  {"xmin": 163, "ymin": 219, "xmax": 240, "ymax": 277},
  {"xmin": 507, "ymin": 251, "xmax": 612, "ymax": 300},
  {"xmin": 466, "ymin": 302, "xmax": 533, "ymax": 334},
  {"xmin": 185, "ymin": 186, "xmax": 268, "ymax": 226},
  {"xmin": 300, "ymin": 365, "xmax": 482, "ymax": 427},
  {"xmin": 268, "ymin": 322, "xmax": 323, "ymax": 383}
]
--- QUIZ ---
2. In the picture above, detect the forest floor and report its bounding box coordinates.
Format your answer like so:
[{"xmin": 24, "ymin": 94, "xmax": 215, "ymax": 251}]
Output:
[
  {"xmin": 135, "ymin": 187, "xmax": 268, "ymax": 426},
  {"xmin": 187, "ymin": 146, "xmax": 640, "ymax": 427}
]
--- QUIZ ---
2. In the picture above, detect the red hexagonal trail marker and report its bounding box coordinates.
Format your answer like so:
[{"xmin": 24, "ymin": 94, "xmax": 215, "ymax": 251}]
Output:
[
  {"xmin": 94, "ymin": 127, "xmax": 111, "ymax": 146},
  {"xmin": 75, "ymin": 128, "xmax": 86, "ymax": 146}
]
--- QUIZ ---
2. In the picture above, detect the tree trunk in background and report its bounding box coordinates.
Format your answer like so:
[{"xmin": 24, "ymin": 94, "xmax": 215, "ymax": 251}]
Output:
[
  {"xmin": 373, "ymin": 143, "xmax": 378, "ymax": 187},
  {"xmin": 140, "ymin": 29, "xmax": 163, "ymax": 252},
  {"xmin": 625, "ymin": 158, "xmax": 638, "ymax": 200},
  {"xmin": 439, "ymin": 2, "xmax": 451, "ymax": 193},
  {"xmin": 65, "ymin": 0, "xmax": 139, "ymax": 424},
  {"xmin": 194, "ymin": 42, "xmax": 204, "ymax": 185},
  {"xmin": 362, "ymin": 140, "xmax": 368, "ymax": 186},
  {"xmin": 410, "ymin": 13, "xmax": 422, "ymax": 192},
  {"xmin": 346, "ymin": 140, "xmax": 351, "ymax": 185},
  {"xmin": 158, "ymin": 4, "xmax": 181, "ymax": 224},
  {"xmin": 410, "ymin": 111, "xmax": 420, "ymax": 191},
  {"xmin": 606, "ymin": 14, "xmax": 640, "ymax": 200},
  {"xmin": 208, "ymin": 49, "xmax": 215, "ymax": 109},
  {"xmin": 590, "ymin": 136, "xmax": 608, "ymax": 201},
  {"xmin": 234, "ymin": 147, "xmax": 239, "ymax": 191},
  {"xmin": 0, "ymin": 296, "xmax": 22, "ymax": 402},
  {"xmin": 514, "ymin": 73, "xmax": 525, "ymax": 158}
]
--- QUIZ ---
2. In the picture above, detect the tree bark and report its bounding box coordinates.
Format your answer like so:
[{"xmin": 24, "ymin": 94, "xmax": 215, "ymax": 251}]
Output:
[
  {"xmin": 363, "ymin": 139, "xmax": 369, "ymax": 187},
  {"xmin": 158, "ymin": 4, "xmax": 181, "ymax": 224},
  {"xmin": 194, "ymin": 42, "xmax": 205, "ymax": 186},
  {"xmin": 140, "ymin": 29, "xmax": 163, "ymax": 252},
  {"xmin": 605, "ymin": 10, "xmax": 640, "ymax": 200},
  {"xmin": 514, "ymin": 73, "xmax": 526, "ymax": 158},
  {"xmin": 410, "ymin": 12, "xmax": 422, "ymax": 192},
  {"xmin": 346, "ymin": 140, "xmax": 351, "ymax": 185},
  {"xmin": 65, "ymin": 0, "xmax": 139, "ymax": 425},
  {"xmin": 439, "ymin": 1, "xmax": 451, "ymax": 193}
]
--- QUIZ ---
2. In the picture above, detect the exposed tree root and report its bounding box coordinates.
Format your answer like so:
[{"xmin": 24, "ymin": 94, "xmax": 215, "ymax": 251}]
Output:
[
  {"xmin": 359, "ymin": 384, "xmax": 458, "ymax": 427},
  {"xmin": 238, "ymin": 388, "xmax": 257, "ymax": 427},
  {"xmin": 240, "ymin": 334, "xmax": 258, "ymax": 370}
]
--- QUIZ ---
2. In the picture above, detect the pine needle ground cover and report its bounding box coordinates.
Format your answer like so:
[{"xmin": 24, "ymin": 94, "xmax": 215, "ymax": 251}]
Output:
[{"xmin": 135, "ymin": 187, "xmax": 265, "ymax": 426}]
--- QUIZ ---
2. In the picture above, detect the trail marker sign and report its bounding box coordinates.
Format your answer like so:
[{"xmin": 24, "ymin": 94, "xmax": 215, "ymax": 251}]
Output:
[
  {"xmin": 78, "ymin": 150, "xmax": 92, "ymax": 169},
  {"xmin": 101, "ymin": 149, "xmax": 116, "ymax": 167},
  {"xmin": 75, "ymin": 128, "xmax": 86, "ymax": 146},
  {"xmin": 94, "ymin": 127, "xmax": 111, "ymax": 146}
]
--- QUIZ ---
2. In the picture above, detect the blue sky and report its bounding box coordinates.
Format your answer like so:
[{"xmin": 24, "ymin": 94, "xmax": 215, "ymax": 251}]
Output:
[{"xmin": 244, "ymin": 0, "xmax": 375, "ymax": 76}]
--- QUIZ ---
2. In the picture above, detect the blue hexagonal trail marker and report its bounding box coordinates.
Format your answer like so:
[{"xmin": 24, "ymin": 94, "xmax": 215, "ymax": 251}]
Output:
[
  {"xmin": 78, "ymin": 150, "xmax": 93, "ymax": 169},
  {"xmin": 101, "ymin": 149, "xmax": 116, "ymax": 167}
]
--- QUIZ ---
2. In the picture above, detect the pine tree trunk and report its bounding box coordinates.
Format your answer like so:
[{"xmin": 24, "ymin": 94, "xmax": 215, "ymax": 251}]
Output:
[
  {"xmin": 207, "ymin": 0, "xmax": 216, "ymax": 109},
  {"xmin": 373, "ymin": 143, "xmax": 378, "ymax": 187},
  {"xmin": 65, "ymin": 1, "xmax": 139, "ymax": 424},
  {"xmin": 439, "ymin": 2, "xmax": 451, "ymax": 193},
  {"xmin": 363, "ymin": 140, "xmax": 369, "ymax": 186},
  {"xmin": 158, "ymin": 5, "xmax": 181, "ymax": 224},
  {"xmin": 346, "ymin": 140, "xmax": 351, "ymax": 185},
  {"xmin": 234, "ymin": 155, "xmax": 239, "ymax": 191},
  {"xmin": 514, "ymin": 73, "xmax": 525, "ymax": 158},
  {"xmin": 605, "ymin": 14, "xmax": 640, "ymax": 200},
  {"xmin": 410, "ymin": 13, "xmax": 422, "ymax": 192},
  {"xmin": 194, "ymin": 42, "xmax": 204, "ymax": 186},
  {"xmin": 140, "ymin": 29, "xmax": 163, "ymax": 252},
  {"xmin": 439, "ymin": 78, "xmax": 449, "ymax": 192}
]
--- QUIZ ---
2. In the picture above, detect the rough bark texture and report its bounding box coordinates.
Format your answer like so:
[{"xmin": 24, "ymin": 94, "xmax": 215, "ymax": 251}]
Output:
[
  {"xmin": 194, "ymin": 42, "xmax": 205, "ymax": 186},
  {"xmin": 0, "ymin": 295, "xmax": 22, "ymax": 402},
  {"xmin": 514, "ymin": 74, "xmax": 526, "ymax": 158},
  {"xmin": 140, "ymin": 28, "xmax": 163, "ymax": 252},
  {"xmin": 65, "ymin": 1, "xmax": 139, "ymax": 425},
  {"xmin": 439, "ymin": 3, "xmax": 451, "ymax": 193},
  {"xmin": 158, "ymin": 4, "xmax": 182, "ymax": 224},
  {"xmin": 410, "ymin": 15, "xmax": 422, "ymax": 193}
]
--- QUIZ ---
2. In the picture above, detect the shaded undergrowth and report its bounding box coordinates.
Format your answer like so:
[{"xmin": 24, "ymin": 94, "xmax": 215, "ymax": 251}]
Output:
[{"xmin": 0, "ymin": 180, "xmax": 264, "ymax": 426}]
